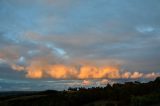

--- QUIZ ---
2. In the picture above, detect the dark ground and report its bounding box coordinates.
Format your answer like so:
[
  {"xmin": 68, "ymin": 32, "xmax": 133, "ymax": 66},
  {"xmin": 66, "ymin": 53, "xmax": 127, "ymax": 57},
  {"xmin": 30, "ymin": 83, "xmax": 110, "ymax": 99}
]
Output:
[{"xmin": 0, "ymin": 77, "xmax": 160, "ymax": 106}]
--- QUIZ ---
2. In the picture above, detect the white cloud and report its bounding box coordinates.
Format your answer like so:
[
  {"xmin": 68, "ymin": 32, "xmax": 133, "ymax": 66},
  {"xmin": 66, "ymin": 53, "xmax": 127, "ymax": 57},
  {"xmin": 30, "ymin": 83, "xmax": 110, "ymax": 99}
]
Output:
[
  {"xmin": 136, "ymin": 26, "xmax": 154, "ymax": 33},
  {"xmin": 144, "ymin": 72, "xmax": 160, "ymax": 79}
]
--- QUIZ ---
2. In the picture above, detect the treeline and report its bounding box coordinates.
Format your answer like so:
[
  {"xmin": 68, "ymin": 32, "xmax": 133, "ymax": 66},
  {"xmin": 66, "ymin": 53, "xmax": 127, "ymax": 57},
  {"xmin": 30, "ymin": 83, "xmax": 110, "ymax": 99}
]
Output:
[
  {"xmin": 66, "ymin": 77, "xmax": 160, "ymax": 106},
  {"xmin": 0, "ymin": 77, "xmax": 160, "ymax": 106}
]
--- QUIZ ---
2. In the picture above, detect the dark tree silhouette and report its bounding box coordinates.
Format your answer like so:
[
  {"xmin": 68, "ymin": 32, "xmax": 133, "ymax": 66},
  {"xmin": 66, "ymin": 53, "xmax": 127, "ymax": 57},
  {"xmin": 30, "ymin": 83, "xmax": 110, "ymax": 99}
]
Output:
[{"xmin": 0, "ymin": 77, "xmax": 160, "ymax": 106}]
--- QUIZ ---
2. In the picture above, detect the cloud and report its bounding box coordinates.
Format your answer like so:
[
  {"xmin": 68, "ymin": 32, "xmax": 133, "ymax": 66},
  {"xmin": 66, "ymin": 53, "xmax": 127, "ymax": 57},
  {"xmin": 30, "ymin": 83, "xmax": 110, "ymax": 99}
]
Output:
[
  {"xmin": 121, "ymin": 72, "xmax": 131, "ymax": 79},
  {"xmin": 130, "ymin": 72, "xmax": 144, "ymax": 79},
  {"xmin": 26, "ymin": 69, "xmax": 43, "ymax": 79},
  {"xmin": 82, "ymin": 80, "xmax": 92, "ymax": 86},
  {"xmin": 0, "ymin": 0, "xmax": 160, "ymax": 86},
  {"xmin": 78, "ymin": 66, "xmax": 120, "ymax": 79},
  {"xmin": 0, "ymin": 43, "xmax": 159, "ymax": 80},
  {"xmin": 99, "ymin": 79, "xmax": 110, "ymax": 85},
  {"xmin": 144, "ymin": 72, "xmax": 160, "ymax": 79},
  {"xmin": 10, "ymin": 63, "xmax": 160, "ymax": 80},
  {"xmin": 121, "ymin": 71, "xmax": 144, "ymax": 79},
  {"xmin": 15, "ymin": 63, "xmax": 122, "ymax": 79},
  {"xmin": 11, "ymin": 64, "xmax": 25, "ymax": 71},
  {"xmin": 136, "ymin": 26, "xmax": 155, "ymax": 33},
  {"xmin": 45, "ymin": 65, "xmax": 78, "ymax": 79}
]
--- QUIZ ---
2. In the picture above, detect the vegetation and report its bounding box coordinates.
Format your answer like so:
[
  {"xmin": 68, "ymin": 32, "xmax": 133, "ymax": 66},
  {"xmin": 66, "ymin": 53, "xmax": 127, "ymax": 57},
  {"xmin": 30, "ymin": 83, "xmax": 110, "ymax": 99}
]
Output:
[{"xmin": 0, "ymin": 77, "xmax": 160, "ymax": 106}]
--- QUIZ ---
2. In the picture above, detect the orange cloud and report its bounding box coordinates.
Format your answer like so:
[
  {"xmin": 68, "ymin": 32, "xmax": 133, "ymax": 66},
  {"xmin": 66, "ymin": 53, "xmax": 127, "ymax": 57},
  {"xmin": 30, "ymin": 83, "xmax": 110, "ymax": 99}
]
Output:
[
  {"xmin": 9, "ymin": 61, "xmax": 160, "ymax": 80},
  {"xmin": 26, "ymin": 70, "xmax": 43, "ymax": 79},
  {"xmin": 12, "ymin": 63, "xmax": 122, "ymax": 79},
  {"xmin": 78, "ymin": 66, "xmax": 120, "ymax": 79},
  {"xmin": 46, "ymin": 65, "xmax": 78, "ymax": 79},
  {"xmin": 26, "ymin": 66, "xmax": 43, "ymax": 79}
]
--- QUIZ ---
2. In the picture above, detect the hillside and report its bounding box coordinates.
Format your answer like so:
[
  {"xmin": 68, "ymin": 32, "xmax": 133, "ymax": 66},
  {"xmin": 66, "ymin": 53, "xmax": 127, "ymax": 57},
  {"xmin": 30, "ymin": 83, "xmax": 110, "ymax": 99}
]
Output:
[{"xmin": 0, "ymin": 77, "xmax": 160, "ymax": 106}]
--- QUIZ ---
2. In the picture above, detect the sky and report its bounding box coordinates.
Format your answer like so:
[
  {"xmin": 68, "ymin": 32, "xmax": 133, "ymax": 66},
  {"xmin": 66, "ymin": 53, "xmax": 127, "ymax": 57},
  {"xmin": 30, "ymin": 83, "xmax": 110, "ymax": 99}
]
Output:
[{"xmin": 0, "ymin": 0, "xmax": 160, "ymax": 91}]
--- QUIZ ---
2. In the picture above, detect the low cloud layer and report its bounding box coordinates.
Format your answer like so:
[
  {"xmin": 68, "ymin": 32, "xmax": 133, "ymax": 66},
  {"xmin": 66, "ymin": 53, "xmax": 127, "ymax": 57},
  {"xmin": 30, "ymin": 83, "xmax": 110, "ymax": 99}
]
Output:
[{"xmin": 11, "ymin": 64, "xmax": 160, "ymax": 80}]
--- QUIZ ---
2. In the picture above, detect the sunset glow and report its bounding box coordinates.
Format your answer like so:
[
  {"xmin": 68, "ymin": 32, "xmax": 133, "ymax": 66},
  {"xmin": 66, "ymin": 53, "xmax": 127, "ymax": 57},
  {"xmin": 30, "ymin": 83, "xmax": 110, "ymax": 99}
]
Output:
[{"xmin": 0, "ymin": 0, "xmax": 160, "ymax": 91}]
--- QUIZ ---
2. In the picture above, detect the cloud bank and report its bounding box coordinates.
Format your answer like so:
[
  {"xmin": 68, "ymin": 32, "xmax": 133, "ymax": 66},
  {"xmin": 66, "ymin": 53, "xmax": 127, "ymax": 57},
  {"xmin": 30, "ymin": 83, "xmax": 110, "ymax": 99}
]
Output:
[{"xmin": 11, "ymin": 64, "xmax": 160, "ymax": 80}]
